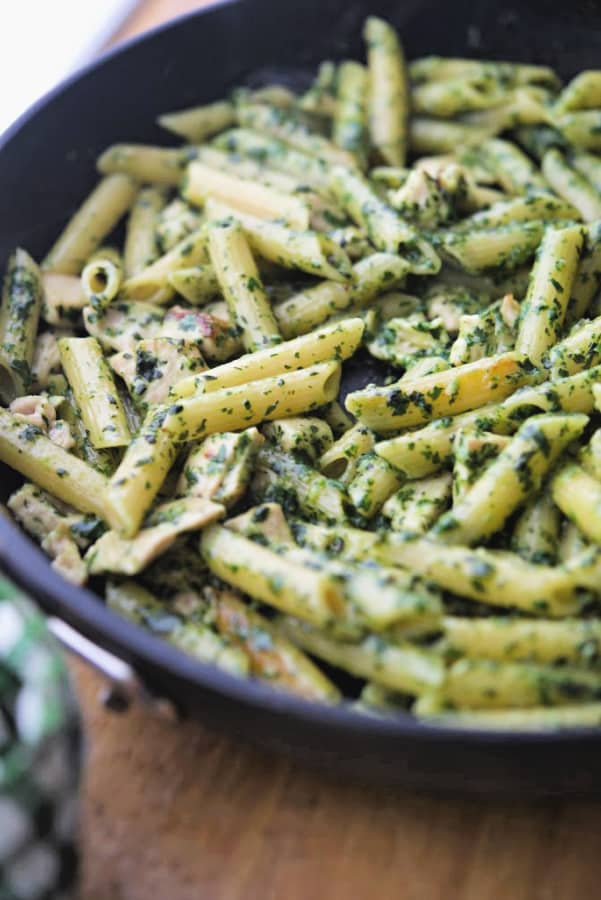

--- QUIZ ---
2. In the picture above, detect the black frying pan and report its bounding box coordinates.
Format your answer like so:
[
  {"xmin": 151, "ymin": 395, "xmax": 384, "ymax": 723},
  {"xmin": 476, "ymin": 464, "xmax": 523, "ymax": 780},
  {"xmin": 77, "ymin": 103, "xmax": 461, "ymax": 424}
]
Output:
[{"xmin": 1, "ymin": 0, "xmax": 600, "ymax": 795}]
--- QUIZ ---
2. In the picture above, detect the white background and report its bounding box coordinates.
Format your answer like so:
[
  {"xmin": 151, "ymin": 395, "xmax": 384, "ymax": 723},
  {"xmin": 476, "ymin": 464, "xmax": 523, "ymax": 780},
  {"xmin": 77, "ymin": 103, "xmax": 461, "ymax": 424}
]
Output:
[{"xmin": 0, "ymin": 0, "xmax": 139, "ymax": 134}]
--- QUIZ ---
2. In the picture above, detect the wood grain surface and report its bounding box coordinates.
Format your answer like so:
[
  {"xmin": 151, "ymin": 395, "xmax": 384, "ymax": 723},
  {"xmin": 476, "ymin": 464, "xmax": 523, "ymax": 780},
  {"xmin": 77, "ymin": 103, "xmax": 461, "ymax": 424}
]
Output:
[{"xmin": 68, "ymin": 3, "xmax": 601, "ymax": 898}]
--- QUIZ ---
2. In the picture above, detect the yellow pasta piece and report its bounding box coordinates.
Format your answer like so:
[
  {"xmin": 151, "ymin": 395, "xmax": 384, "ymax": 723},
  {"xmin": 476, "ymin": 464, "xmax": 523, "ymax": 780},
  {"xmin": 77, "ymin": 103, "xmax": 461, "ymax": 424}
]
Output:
[
  {"xmin": 515, "ymin": 224, "xmax": 584, "ymax": 365},
  {"xmin": 432, "ymin": 413, "xmax": 587, "ymax": 546},
  {"xmin": 364, "ymin": 16, "xmax": 409, "ymax": 166},
  {"xmin": 170, "ymin": 317, "xmax": 363, "ymax": 399},
  {"xmin": 208, "ymin": 220, "xmax": 281, "ymax": 352},
  {"xmin": 551, "ymin": 462, "xmax": 601, "ymax": 544},
  {"xmin": 444, "ymin": 616, "xmax": 601, "ymax": 664},
  {"xmin": 0, "ymin": 407, "xmax": 108, "ymax": 518},
  {"xmin": 201, "ymin": 524, "xmax": 345, "ymax": 627},
  {"xmin": 43, "ymin": 174, "xmax": 137, "ymax": 274},
  {"xmin": 162, "ymin": 360, "xmax": 341, "ymax": 443},
  {"xmin": 183, "ymin": 160, "xmax": 310, "ymax": 229},
  {"xmin": 346, "ymin": 351, "xmax": 535, "ymax": 432},
  {"xmin": 97, "ymin": 144, "xmax": 189, "ymax": 186},
  {"xmin": 279, "ymin": 616, "xmax": 444, "ymax": 695},
  {"xmin": 58, "ymin": 337, "xmax": 131, "ymax": 449}
]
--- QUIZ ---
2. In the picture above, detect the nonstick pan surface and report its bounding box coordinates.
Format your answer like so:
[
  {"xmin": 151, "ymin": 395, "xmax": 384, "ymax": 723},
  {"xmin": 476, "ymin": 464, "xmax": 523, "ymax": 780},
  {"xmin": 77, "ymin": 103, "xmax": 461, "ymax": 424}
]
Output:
[{"xmin": 1, "ymin": 0, "xmax": 601, "ymax": 794}]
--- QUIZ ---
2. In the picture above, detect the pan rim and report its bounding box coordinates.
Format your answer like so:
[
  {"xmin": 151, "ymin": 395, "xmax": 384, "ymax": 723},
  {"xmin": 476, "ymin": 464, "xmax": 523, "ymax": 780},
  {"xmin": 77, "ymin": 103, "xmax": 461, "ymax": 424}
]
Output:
[{"xmin": 0, "ymin": 0, "xmax": 599, "ymax": 751}]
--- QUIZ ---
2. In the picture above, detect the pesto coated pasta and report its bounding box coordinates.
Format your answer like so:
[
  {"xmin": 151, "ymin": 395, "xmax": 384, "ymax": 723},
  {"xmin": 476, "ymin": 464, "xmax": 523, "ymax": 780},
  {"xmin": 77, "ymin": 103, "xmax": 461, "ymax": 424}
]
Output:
[{"xmin": 4, "ymin": 17, "xmax": 601, "ymax": 729}]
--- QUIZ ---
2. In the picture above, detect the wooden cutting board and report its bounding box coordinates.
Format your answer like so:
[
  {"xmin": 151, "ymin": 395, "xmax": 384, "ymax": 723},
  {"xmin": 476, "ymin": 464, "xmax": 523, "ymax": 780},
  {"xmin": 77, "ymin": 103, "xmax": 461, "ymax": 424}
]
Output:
[{"xmin": 70, "ymin": 3, "xmax": 601, "ymax": 898}]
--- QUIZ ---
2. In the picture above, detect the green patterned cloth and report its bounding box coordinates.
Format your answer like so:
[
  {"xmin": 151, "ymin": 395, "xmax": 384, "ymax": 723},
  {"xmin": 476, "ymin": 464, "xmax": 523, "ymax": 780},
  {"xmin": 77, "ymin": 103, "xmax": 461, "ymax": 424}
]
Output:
[{"xmin": 0, "ymin": 576, "xmax": 80, "ymax": 900}]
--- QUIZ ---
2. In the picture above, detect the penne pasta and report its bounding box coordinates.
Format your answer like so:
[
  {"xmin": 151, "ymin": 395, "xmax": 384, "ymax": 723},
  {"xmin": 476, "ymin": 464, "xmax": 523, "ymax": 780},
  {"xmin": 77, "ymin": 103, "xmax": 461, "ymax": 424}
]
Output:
[
  {"xmin": 59, "ymin": 337, "xmax": 131, "ymax": 449},
  {"xmin": 346, "ymin": 351, "xmax": 535, "ymax": 432},
  {"xmin": 208, "ymin": 219, "xmax": 281, "ymax": 352},
  {"xmin": 0, "ymin": 249, "xmax": 43, "ymax": 401},
  {"xmin": 364, "ymin": 16, "xmax": 409, "ymax": 166},
  {"xmin": 43, "ymin": 174, "xmax": 137, "ymax": 275}
]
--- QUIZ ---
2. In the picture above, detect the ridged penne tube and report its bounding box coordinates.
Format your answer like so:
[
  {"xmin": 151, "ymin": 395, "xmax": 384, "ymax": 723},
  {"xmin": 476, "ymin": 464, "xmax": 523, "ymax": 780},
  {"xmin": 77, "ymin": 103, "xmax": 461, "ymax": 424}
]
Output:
[
  {"xmin": 170, "ymin": 317, "xmax": 363, "ymax": 399},
  {"xmin": 427, "ymin": 658, "xmax": 601, "ymax": 710},
  {"xmin": 409, "ymin": 118, "xmax": 492, "ymax": 155},
  {"xmin": 333, "ymin": 61, "xmax": 368, "ymax": 167},
  {"xmin": 59, "ymin": 388, "xmax": 116, "ymax": 476},
  {"xmin": 123, "ymin": 186, "xmax": 166, "ymax": 277},
  {"xmin": 104, "ymin": 408, "xmax": 179, "ymax": 536},
  {"xmin": 441, "ymin": 221, "xmax": 544, "ymax": 274},
  {"xmin": 106, "ymin": 580, "xmax": 249, "ymax": 676},
  {"xmin": 274, "ymin": 253, "xmax": 411, "ymax": 338},
  {"xmin": 347, "ymin": 452, "xmax": 403, "ymax": 518},
  {"xmin": 382, "ymin": 473, "xmax": 452, "ymax": 532},
  {"xmin": 201, "ymin": 524, "xmax": 345, "ymax": 627},
  {"xmin": 571, "ymin": 151, "xmax": 601, "ymax": 193},
  {"xmin": 417, "ymin": 703, "xmax": 601, "ymax": 730},
  {"xmin": 58, "ymin": 337, "xmax": 131, "ymax": 449},
  {"xmin": 80, "ymin": 246, "xmax": 123, "ymax": 311},
  {"xmin": 461, "ymin": 86, "xmax": 550, "ymax": 133},
  {"xmin": 253, "ymin": 445, "xmax": 348, "ymax": 524},
  {"xmin": 205, "ymin": 585, "xmax": 341, "ymax": 701},
  {"xmin": 556, "ymin": 111, "xmax": 601, "ymax": 151},
  {"xmin": 565, "ymin": 221, "xmax": 601, "ymax": 324},
  {"xmin": 262, "ymin": 417, "xmax": 333, "ymax": 462},
  {"xmin": 167, "ymin": 265, "xmax": 220, "ymax": 305},
  {"xmin": 515, "ymin": 224, "xmax": 584, "ymax": 365},
  {"xmin": 43, "ymin": 174, "xmax": 137, "ymax": 275},
  {"xmin": 213, "ymin": 129, "xmax": 332, "ymax": 192},
  {"xmin": 0, "ymin": 249, "xmax": 43, "ymax": 401},
  {"xmin": 319, "ymin": 424, "xmax": 375, "ymax": 483},
  {"xmin": 550, "ymin": 315, "xmax": 601, "ymax": 376},
  {"xmin": 412, "ymin": 75, "xmax": 506, "ymax": 117},
  {"xmin": 346, "ymin": 351, "xmax": 533, "ymax": 432},
  {"xmin": 328, "ymin": 166, "xmax": 414, "ymax": 252},
  {"xmin": 279, "ymin": 527, "xmax": 444, "ymax": 633},
  {"xmin": 462, "ymin": 192, "xmax": 581, "ymax": 229},
  {"xmin": 0, "ymin": 407, "xmax": 108, "ymax": 518},
  {"xmin": 408, "ymin": 57, "xmax": 560, "ymax": 89},
  {"xmin": 542, "ymin": 149, "xmax": 601, "ymax": 221},
  {"xmin": 377, "ymin": 534, "xmax": 584, "ymax": 617},
  {"xmin": 120, "ymin": 227, "xmax": 209, "ymax": 304},
  {"xmin": 481, "ymin": 138, "xmax": 548, "ymax": 194},
  {"xmin": 291, "ymin": 520, "xmax": 377, "ymax": 564},
  {"xmin": 279, "ymin": 617, "xmax": 444, "ymax": 695},
  {"xmin": 432, "ymin": 413, "xmax": 588, "ymax": 546},
  {"xmin": 162, "ymin": 360, "xmax": 341, "ymax": 443},
  {"xmin": 374, "ymin": 366, "xmax": 601, "ymax": 478},
  {"xmin": 443, "ymin": 616, "xmax": 601, "ymax": 664},
  {"xmin": 236, "ymin": 102, "xmax": 356, "ymax": 169},
  {"xmin": 511, "ymin": 493, "xmax": 561, "ymax": 565},
  {"xmin": 551, "ymin": 462, "xmax": 601, "ymax": 544},
  {"xmin": 183, "ymin": 161, "xmax": 310, "ymax": 229},
  {"xmin": 97, "ymin": 144, "xmax": 190, "ymax": 186},
  {"xmin": 196, "ymin": 147, "xmax": 346, "ymax": 229},
  {"xmin": 207, "ymin": 220, "xmax": 281, "ymax": 352},
  {"xmin": 364, "ymin": 16, "xmax": 409, "ymax": 167},
  {"xmin": 158, "ymin": 100, "xmax": 236, "ymax": 141},
  {"xmin": 204, "ymin": 199, "xmax": 353, "ymax": 282}
]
